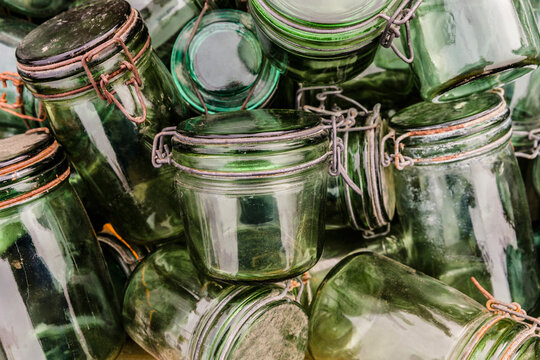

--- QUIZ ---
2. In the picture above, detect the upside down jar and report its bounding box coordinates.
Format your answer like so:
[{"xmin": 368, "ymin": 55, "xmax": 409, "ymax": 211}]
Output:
[
  {"xmin": 153, "ymin": 109, "xmax": 329, "ymax": 282},
  {"xmin": 384, "ymin": 91, "xmax": 540, "ymax": 311},
  {"xmin": 15, "ymin": 0, "xmax": 188, "ymax": 244},
  {"xmin": 0, "ymin": 129, "xmax": 123, "ymax": 359}
]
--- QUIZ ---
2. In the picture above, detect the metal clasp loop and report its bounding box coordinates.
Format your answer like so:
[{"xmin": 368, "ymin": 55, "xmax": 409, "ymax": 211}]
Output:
[
  {"xmin": 0, "ymin": 71, "xmax": 46, "ymax": 128},
  {"xmin": 379, "ymin": 129, "xmax": 415, "ymax": 170},
  {"xmin": 81, "ymin": 37, "xmax": 147, "ymax": 124},
  {"xmin": 151, "ymin": 126, "xmax": 177, "ymax": 168},
  {"xmin": 378, "ymin": 0, "xmax": 422, "ymax": 63},
  {"xmin": 513, "ymin": 129, "xmax": 540, "ymax": 160}
]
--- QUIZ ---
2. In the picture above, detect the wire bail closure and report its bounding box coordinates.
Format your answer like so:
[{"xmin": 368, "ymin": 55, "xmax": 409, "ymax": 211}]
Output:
[
  {"xmin": 513, "ymin": 128, "xmax": 540, "ymax": 160},
  {"xmin": 378, "ymin": 0, "xmax": 422, "ymax": 63},
  {"xmin": 0, "ymin": 72, "xmax": 46, "ymax": 128}
]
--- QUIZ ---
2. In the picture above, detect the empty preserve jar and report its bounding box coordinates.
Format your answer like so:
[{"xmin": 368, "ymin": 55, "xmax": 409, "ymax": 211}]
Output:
[
  {"xmin": 123, "ymin": 244, "xmax": 309, "ymax": 360},
  {"xmin": 16, "ymin": 0, "xmax": 188, "ymax": 244},
  {"xmin": 152, "ymin": 109, "xmax": 329, "ymax": 282},
  {"xmin": 384, "ymin": 91, "xmax": 540, "ymax": 310},
  {"xmin": 406, "ymin": 0, "xmax": 540, "ymax": 102},
  {"xmin": 0, "ymin": 129, "xmax": 123, "ymax": 359},
  {"xmin": 171, "ymin": 10, "xmax": 280, "ymax": 114},
  {"xmin": 248, "ymin": 0, "xmax": 404, "ymax": 84},
  {"xmin": 309, "ymin": 252, "xmax": 540, "ymax": 359}
]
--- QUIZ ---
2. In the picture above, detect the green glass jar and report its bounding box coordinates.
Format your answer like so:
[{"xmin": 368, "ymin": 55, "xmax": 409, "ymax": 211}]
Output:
[
  {"xmin": 0, "ymin": 18, "xmax": 42, "ymax": 138},
  {"xmin": 171, "ymin": 10, "xmax": 279, "ymax": 114},
  {"xmin": 123, "ymin": 244, "xmax": 309, "ymax": 360},
  {"xmin": 309, "ymin": 251, "xmax": 540, "ymax": 359},
  {"xmin": 0, "ymin": 0, "xmax": 71, "ymax": 18},
  {"xmin": 406, "ymin": 0, "xmax": 540, "ymax": 102},
  {"xmin": 0, "ymin": 128, "xmax": 123, "ymax": 359},
  {"xmin": 16, "ymin": 0, "xmax": 188, "ymax": 244},
  {"xmin": 384, "ymin": 91, "xmax": 540, "ymax": 310},
  {"xmin": 153, "ymin": 109, "xmax": 329, "ymax": 282},
  {"xmin": 248, "ymin": 0, "xmax": 403, "ymax": 84}
]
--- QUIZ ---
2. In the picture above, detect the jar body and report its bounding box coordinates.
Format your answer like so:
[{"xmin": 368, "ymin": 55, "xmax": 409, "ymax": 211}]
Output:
[
  {"xmin": 0, "ymin": 0, "xmax": 70, "ymax": 18},
  {"xmin": 123, "ymin": 244, "xmax": 309, "ymax": 360},
  {"xmin": 407, "ymin": 0, "xmax": 540, "ymax": 102},
  {"xmin": 178, "ymin": 166, "xmax": 328, "ymax": 282},
  {"xmin": 0, "ymin": 181, "xmax": 123, "ymax": 359},
  {"xmin": 308, "ymin": 251, "xmax": 540, "ymax": 359},
  {"xmin": 41, "ymin": 51, "xmax": 186, "ymax": 244},
  {"xmin": 393, "ymin": 144, "xmax": 540, "ymax": 310}
]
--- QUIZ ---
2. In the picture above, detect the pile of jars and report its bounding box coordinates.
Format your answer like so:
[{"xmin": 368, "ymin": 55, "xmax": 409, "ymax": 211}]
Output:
[{"xmin": 2, "ymin": 0, "xmax": 540, "ymax": 359}]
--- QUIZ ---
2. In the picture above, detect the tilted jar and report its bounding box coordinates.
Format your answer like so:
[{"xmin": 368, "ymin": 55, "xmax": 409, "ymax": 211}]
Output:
[
  {"xmin": 152, "ymin": 109, "xmax": 329, "ymax": 282},
  {"xmin": 406, "ymin": 0, "xmax": 540, "ymax": 102},
  {"xmin": 123, "ymin": 243, "xmax": 309, "ymax": 360},
  {"xmin": 384, "ymin": 91, "xmax": 540, "ymax": 310},
  {"xmin": 248, "ymin": 0, "xmax": 404, "ymax": 84},
  {"xmin": 15, "ymin": 0, "xmax": 188, "ymax": 244},
  {"xmin": 309, "ymin": 251, "xmax": 540, "ymax": 359},
  {"xmin": 0, "ymin": 129, "xmax": 123, "ymax": 359},
  {"xmin": 171, "ymin": 10, "xmax": 280, "ymax": 114}
]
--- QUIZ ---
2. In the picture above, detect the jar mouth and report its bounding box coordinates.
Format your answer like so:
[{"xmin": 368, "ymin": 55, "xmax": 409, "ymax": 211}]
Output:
[
  {"xmin": 248, "ymin": 0, "xmax": 401, "ymax": 55},
  {"xmin": 0, "ymin": 128, "xmax": 70, "ymax": 209},
  {"xmin": 171, "ymin": 10, "xmax": 280, "ymax": 113},
  {"xmin": 16, "ymin": 1, "xmax": 150, "ymax": 96}
]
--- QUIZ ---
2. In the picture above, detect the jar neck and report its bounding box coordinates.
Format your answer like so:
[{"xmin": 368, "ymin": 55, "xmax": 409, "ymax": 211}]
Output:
[
  {"xmin": 451, "ymin": 314, "xmax": 540, "ymax": 359},
  {"xmin": 191, "ymin": 286, "xmax": 295, "ymax": 360}
]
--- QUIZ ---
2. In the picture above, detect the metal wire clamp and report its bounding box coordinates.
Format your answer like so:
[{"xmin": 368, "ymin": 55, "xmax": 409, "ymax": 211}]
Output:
[
  {"xmin": 0, "ymin": 72, "xmax": 46, "ymax": 128},
  {"xmin": 513, "ymin": 128, "xmax": 540, "ymax": 160}
]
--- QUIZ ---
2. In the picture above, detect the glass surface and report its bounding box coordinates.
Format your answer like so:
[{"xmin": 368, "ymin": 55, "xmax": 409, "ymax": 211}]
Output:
[
  {"xmin": 123, "ymin": 244, "xmax": 309, "ymax": 360},
  {"xmin": 309, "ymin": 252, "xmax": 540, "ymax": 359},
  {"xmin": 406, "ymin": 0, "xmax": 540, "ymax": 102},
  {"xmin": 248, "ymin": 0, "xmax": 402, "ymax": 84},
  {"xmin": 0, "ymin": 0, "xmax": 71, "ymax": 18},
  {"xmin": 388, "ymin": 96, "xmax": 540, "ymax": 311},
  {"xmin": 171, "ymin": 110, "xmax": 328, "ymax": 281},
  {"xmin": 0, "ymin": 173, "xmax": 123, "ymax": 359},
  {"xmin": 171, "ymin": 10, "xmax": 279, "ymax": 113}
]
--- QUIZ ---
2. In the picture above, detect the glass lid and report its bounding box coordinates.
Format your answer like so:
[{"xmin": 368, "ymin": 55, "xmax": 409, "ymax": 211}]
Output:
[
  {"xmin": 0, "ymin": 129, "xmax": 52, "ymax": 167},
  {"xmin": 390, "ymin": 92, "xmax": 505, "ymax": 133}
]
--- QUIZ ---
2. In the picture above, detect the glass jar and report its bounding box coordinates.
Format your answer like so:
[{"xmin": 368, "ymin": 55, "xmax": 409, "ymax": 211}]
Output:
[
  {"xmin": 309, "ymin": 251, "xmax": 540, "ymax": 359},
  {"xmin": 171, "ymin": 10, "xmax": 280, "ymax": 114},
  {"xmin": 248, "ymin": 0, "xmax": 403, "ymax": 84},
  {"xmin": 16, "ymin": 0, "xmax": 188, "ymax": 244},
  {"xmin": 0, "ymin": 18, "xmax": 42, "ymax": 138},
  {"xmin": 406, "ymin": 0, "xmax": 540, "ymax": 102},
  {"xmin": 123, "ymin": 243, "xmax": 309, "ymax": 360},
  {"xmin": 0, "ymin": 0, "xmax": 71, "ymax": 18},
  {"xmin": 0, "ymin": 128, "xmax": 123, "ymax": 359},
  {"xmin": 384, "ymin": 91, "xmax": 540, "ymax": 311},
  {"xmin": 153, "ymin": 109, "xmax": 329, "ymax": 282}
]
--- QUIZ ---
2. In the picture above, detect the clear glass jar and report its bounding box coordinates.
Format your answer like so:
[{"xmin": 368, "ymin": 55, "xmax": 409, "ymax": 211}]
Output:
[
  {"xmin": 0, "ymin": 0, "xmax": 71, "ymax": 18},
  {"xmin": 248, "ymin": 0, "xmax": 403, "ymax": 84},
  {"xmin": 385, "ymin": 91, "xmax": 540, "ymax": 311},
  {"xmin": 406, "ymin": 0, "xmax": 540, "ymax": 102},
  {"xmin": 16, "ymin": 0, "xmax": 188, "ymax": 244},
  {"xmin": 171, "ymin": 10, "xmax": 280, "ymax": 114},
  {"xmin": 153, "ymin": 109, "xmax": 329, "ymax": 282},
  {"xmin": 0, "ymin": 18, "xmax": 41, "ymax": 138},
  {"xmin": 123, "ymin": 243, "xmax": 309, "ymax": 360},
  {"xmin": 0, "ymin": 128, "xmax": 123, "ymax": 359},
  {"xmin": 309, "ymin": 251, "xmax": 540, "ymax": 359}
]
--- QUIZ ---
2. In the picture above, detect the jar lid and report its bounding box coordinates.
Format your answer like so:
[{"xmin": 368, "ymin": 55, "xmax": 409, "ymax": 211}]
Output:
[
  {"xmin": 163, "ymin": 110, "xmax": 330, "ymax": 177},
  {"xmin": 16, "ymin": 0, "xmax": 148, "ymax": 85},
  {"xmin": 249, "ymin": 0, "xmax": 402, "ymax": 54},
  {"xmin": 0, "ymin": 128, "xmax": 69, "ymax": 209},
  {"xmin": 171, "ymin": 10, "xmax": 279, "ymax": 114},
  {"xmin": 388, "ymin": 92, "xmax": 511, "ymax": 165}
]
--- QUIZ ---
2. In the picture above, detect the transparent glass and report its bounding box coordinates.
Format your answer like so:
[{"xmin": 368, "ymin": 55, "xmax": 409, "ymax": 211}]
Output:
[
  {"xmin": 407, "ymin": 0, "xmax": 540, "ymax": 102},
  {"xmin": 170, "ymin": 110, "xmax": 329, "ymax": 281},
  {"xmin": 171, "ymin": 10, "xmax": 279, "ymax": 114},
  {"xmin": 0, "ymin": 180, "xmax": 123, "ymax": 359},
  {"xmin": 0, "ymin": 0, "xmax": 70, "ymax": 18},
  {"xmin": 248, "ymin": 0, "xmax": 402, "ymax": 84},
  {"xmin": 389, "ymin": 94, "xmax": 540, "ymax": 312},
  {"xmin": 308, "ymin": 251, "xmax": 540, "ymax": 359},
  {"xmin": 16, "ymin": 3, "xmax": 189, "ymax": 244},
  {"xmin": 123, "ymin": 244, "xmax": 309, "ymax": 360}
]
